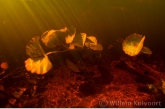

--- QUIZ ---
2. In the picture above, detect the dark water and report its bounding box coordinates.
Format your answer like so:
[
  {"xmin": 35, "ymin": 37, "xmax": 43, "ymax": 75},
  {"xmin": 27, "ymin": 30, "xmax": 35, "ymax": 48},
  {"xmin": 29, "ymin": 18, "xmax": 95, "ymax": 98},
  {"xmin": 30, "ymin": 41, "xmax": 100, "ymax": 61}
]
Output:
[{"xmin": 0, "ymin": 0, "xmax": 165, "ymax": 64}]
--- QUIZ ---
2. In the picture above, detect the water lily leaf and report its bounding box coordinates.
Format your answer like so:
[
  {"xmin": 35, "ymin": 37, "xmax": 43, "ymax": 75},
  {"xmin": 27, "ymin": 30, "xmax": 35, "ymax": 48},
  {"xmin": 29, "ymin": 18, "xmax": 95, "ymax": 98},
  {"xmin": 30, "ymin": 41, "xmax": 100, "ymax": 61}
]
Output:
[
  {"xmin": 41, "ymin": 30, "xmax": 61, "ymax": 48},
  {"xmin": 85, "ymin": 36, "xmax": 97, "ymax": 47},
  {"xmin": 41, "ymin": 27, "xmax": 76, "ymax": 47},
  {"xmin": 25, "ymin": 35, "xmax": 70, "ymax": 74},
  {"xmin": 65, "ymin": 35, "xmax": 75, "ymax": 44},
  {"xmin": 25, "ymin": 55, "xmax": 52, "ymax": 74},
  {"xmin": 65, "ymin": 26, "xmax": 76, "ymax": 44},
  {"xmin": 72, "ymin": 33, "xmax": 87, "ymax": 48},
  {"xmin": 88, "ymin": 43, "xmax": 103, "ymax": 51},
  {"xmin": 26, "ymin": 36, "xmax": 45, "ymax": 58},
  {"xmin": 141, "ymin": 46, "xmax": 152, "ymax": 55},
  {"xmin": 122, "ymin": 33, "xmax": 145, "ymax": 56}
]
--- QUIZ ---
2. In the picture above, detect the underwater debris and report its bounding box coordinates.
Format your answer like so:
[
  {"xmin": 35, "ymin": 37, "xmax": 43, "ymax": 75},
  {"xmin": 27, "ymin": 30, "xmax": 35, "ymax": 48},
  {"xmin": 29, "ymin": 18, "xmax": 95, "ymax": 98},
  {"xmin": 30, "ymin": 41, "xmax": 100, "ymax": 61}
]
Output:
[
  {"xmin": 66, "ymin": 58, "xmax": 79, "ymax": 73},
  {"xmin": 0, "ymin": 62, "xmax": 8, "ymax": 70},
  {"xmin": 8, "ymin": 98, "xmax": 16, "ymax": 106},
  {"xmin": 0, "ymin": 62, "xmax": 9, "ymax": 75},
  {"xmin": 30, "ymin": 85, "xmax": 37, "ymax": 97},
  {"xmin": 12, "ymin": 88, "xmax": 26, "ymax": 99}
]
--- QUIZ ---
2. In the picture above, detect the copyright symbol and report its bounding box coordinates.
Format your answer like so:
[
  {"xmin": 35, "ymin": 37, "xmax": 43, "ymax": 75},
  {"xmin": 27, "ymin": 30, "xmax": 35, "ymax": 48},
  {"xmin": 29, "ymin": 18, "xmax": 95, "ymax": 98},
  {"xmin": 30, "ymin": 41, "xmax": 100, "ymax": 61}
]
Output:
[{"xmin": 99, "ymin": 98, "xmax": 108, "ymax": 108}]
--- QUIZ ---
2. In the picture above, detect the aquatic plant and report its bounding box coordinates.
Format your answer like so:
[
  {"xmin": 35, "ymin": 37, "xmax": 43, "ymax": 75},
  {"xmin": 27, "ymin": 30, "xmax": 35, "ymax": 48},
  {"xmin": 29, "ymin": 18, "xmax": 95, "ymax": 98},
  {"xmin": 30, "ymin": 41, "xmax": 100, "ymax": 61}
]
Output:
[
  {"xmin": 25, "ymin": 26, "xmax": 103, "ymax": 74},
  {"xmin": 25, "ymin": 36, "xmax": 52, "ymax": 74},
  {"xmin": 122, "ymin": 33, "xmax": 152, "ymax": 56},
  {"xmin": 25, "ymin": 35, "xmax": 69, "ymax": 74},
  {"xmin": 84, "ymin": 36, "xmax": 103, "ymax": 51}
]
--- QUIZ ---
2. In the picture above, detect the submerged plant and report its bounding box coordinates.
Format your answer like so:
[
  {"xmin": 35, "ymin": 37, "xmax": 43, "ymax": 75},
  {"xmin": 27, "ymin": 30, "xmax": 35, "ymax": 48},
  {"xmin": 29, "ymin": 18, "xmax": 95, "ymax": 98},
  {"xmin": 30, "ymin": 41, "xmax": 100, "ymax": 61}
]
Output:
[
  {"xmin": 25, "ymin": 26, "xmax": 78, "ymax": 74},
  {"xmin": 25, "ymin": 36, "xmax": 69, "ymax": 74},
  {"xmin": 122, "ymin": 33, "xmax": 152, "ymax": 56},
  {"xmin": 25, "ymin": 26, "xmax": 103, "ymax": 74}
]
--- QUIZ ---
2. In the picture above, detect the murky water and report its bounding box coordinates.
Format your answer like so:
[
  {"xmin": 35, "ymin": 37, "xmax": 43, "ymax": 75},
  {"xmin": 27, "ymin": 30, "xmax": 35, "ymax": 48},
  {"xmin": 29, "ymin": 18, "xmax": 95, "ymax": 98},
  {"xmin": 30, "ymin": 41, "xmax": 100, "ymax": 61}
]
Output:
[
  {"xmin": 0, "ymin": 0, "xmax": 165, "ymax": 107},
  {"xmin": 0, "ymin": 0, "xmax": 165, "ymax": 63}
]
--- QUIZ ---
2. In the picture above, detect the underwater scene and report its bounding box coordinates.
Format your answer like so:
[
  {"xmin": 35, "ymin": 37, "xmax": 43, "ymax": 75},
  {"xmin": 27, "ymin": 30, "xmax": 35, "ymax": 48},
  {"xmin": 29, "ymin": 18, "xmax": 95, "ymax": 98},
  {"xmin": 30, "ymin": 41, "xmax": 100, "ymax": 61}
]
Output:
[{"xmin": 0, "ymin": 0, "xmax": 165, "ymax": 108}]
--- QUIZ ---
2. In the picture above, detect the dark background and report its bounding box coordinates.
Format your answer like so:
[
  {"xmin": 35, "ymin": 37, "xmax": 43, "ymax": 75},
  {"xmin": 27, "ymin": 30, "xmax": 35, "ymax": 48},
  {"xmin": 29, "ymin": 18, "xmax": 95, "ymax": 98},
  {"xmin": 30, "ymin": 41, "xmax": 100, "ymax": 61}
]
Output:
[{"xmin": 0, "ymin": 0, "xmax": 165, "ymax": 64}]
